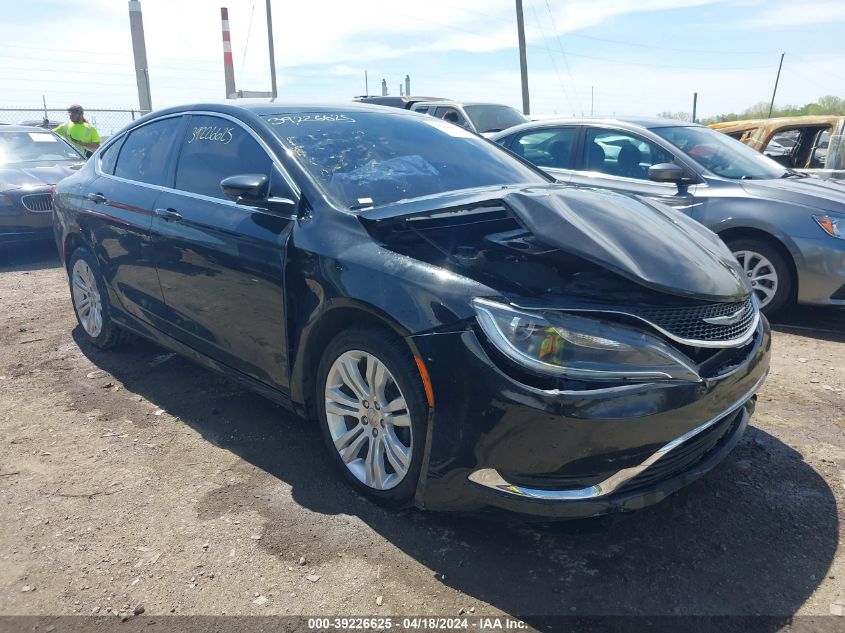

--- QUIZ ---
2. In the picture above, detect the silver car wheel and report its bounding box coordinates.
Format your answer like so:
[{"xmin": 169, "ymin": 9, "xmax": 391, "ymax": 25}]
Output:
[
  {"xmin": 324, "ymin": 350, "xmax": 413, "ymax": 491},
  {"xmin": 71, "ymin": 259, "xmax": 103, "ymax": 338},
  {"xmin": 733, "ymin": 249, "xmax": 778, "ymax": 309}
]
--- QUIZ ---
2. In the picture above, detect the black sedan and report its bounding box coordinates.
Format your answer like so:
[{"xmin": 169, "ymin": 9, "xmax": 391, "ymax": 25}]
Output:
[
  {"xmin": 53, "ymin": 103, "xmax": 770, "ymax": 518},
  {"xmin": 1, "ymin": 125, "xmax": 83, "ymax": 246}
]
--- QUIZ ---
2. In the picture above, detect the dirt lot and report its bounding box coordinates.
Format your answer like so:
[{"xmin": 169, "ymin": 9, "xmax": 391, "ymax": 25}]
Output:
[{"xmin": 1, "ymin": 244, "xmax": 843, "ymax": 629}]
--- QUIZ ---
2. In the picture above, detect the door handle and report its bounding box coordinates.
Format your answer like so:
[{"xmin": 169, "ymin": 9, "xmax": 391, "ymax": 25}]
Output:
[
  {"xmin": 154, "ymin": 208, "xmax": 183, "ymax": 222},
  {"xmin": 86, "ymin": 192, "xmax": 106, "ymax": 204}
]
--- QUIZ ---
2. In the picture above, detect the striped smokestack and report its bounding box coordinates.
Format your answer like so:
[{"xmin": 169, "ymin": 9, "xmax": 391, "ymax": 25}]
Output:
[{"xmin": 221, "ymin": 7, "xmax": 236, "ymax": 99}]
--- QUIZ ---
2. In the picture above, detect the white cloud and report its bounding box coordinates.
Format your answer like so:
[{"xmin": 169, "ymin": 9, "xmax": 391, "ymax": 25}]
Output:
[{"xmin": 738, "ymin": 1, "xmax": 845, "ymax": 27}]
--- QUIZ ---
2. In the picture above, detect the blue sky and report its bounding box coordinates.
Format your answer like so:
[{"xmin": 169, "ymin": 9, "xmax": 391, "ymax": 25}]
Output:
[{"xmin": 0, "ymin": 0, "xmax": 843, "ymax": 119}]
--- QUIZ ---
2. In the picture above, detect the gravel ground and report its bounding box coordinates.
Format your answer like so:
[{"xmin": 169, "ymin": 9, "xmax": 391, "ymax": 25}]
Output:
[{"xmin": 0, "ymin": 244, "xmax": 843, "ymax": 629}]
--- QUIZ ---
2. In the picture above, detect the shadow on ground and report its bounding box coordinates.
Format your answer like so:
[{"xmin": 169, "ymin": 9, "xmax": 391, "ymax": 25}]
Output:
[
  {"xmin": 0, "ymin": 242, "xmax": 61, "ymax": 272},
  {"xmin": 73, "ymin": 329, "xmax": 838, "ymax": 623},
  {"xmin": 771, "ymin": 304, "xmax": 845, "ymax": 343}
]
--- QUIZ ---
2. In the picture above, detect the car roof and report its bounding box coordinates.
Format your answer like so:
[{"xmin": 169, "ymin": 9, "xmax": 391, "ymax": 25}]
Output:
[
  {"xmin": 490, "ymin": 116, "xmax": 703, "ymax": 139},
  {"xmin": 0, "ymin": 125, "xmax": 57, "ymax": 132},
  {"xmin": 150, "ymin": 101, "xmax": 425, "ymax": 116},
  {"xmin": 413, "ymin": 101, "xmax": 520, "ymax": 108},
  {"xmin": 709, "ymin": 115, "xmax": 845, "ymax": 132}
]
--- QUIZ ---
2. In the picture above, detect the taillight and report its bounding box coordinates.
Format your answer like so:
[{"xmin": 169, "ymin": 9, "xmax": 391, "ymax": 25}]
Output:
[{"xmin": 49, "ymin": 185, "xmax": 57, "ymax": 199}]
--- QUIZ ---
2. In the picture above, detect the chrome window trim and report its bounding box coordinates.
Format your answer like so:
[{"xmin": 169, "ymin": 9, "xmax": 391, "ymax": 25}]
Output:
[
  {"xmin": 468, "ymin": 371, "xmax": 767, "ymax": 501},
  {"xmin": 506, "ymin": 302, "xmax": 761, "ymax": 349},
  {"xmin": 94, "ymin": 110, "xmax": 301, "ymax": 200}
]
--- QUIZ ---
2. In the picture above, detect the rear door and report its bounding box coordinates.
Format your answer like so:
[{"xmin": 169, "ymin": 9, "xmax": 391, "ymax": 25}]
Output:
[
  {"xmin": 84, "ymin": 115, "xmax": 184, "ymax": 326},
  {"xmin": 501, "ymin": 125, "xmax": 579, "ymax": 183},
  {"xmin": 568, "ymin": 126, "xmax": 696, "ymax": 211},
  {"xmin": 150, "ymin": 113, "xmax": 297, "ymax": 389}
]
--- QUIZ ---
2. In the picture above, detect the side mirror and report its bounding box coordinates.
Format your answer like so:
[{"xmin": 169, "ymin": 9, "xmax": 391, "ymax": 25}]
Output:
[
  {"xmin": 221, "ymin": 173, "xmax": 298, "ymax": 216},
  {"xmin": 648, "ymin": 163, "xmax": 686, "ymax": 183},
  {"xmin": 221, "ymin": 173, "xmax": 269, "ymax": 200}
]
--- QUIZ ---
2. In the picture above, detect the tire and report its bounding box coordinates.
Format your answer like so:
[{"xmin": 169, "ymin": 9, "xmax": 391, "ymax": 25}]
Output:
[
  {"xmin": 315, "ymin": 326, "xmax": 429, "ymax": 507},
  {"xmin": 726, "ymin": 238, "xmax": 794, "ymax": 316},
  {"xmin": 67, "ymin": 247, "xmax": 127, "ymax": 349}
]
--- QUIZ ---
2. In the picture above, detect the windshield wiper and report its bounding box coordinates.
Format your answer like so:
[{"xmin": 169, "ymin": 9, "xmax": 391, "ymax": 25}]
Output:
[{"xmin": 781, "ymin": 169, "xmax": 807, "ymax": 178}]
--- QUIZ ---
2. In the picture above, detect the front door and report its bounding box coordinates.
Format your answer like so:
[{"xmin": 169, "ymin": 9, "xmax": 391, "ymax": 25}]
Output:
[
  {"xmin": 568, "ymin": 127, "xmax": 697, "ymax": 213},
  {"xmin": 151, "ymin": 114, "xmax": 296, "ymax": 390}
]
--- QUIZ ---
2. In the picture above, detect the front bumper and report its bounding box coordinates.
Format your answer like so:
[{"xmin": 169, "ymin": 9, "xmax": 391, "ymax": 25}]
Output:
[
  {"xmin": 411, "ymin": 317, "xmax": 770, "ymax": 518},
  {"xmin": 793, "ymin": 234, "xmax": 845, "ymax": 305}
]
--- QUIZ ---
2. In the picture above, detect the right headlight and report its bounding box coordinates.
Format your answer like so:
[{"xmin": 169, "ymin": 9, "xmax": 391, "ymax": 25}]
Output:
[{"xmin": 473, "ymin": 298, "xmax": 700, "ymax": 382}]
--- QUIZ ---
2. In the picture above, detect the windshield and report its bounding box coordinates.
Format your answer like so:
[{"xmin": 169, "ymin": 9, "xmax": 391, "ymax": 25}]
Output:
[
  {"xmin": 0, "ymin": 131, "xmax": 82, "ymax": 166},
  {"xmin": 262, "ymin": 112, "xmax": 547, "ymax": 209},
  {"xmin": 463, "ymin": 105, "xmax": 528, "ymax": 133},
  {"xmin": 654, "ymin": 125, "xmax": 787, "ymax": 180}
]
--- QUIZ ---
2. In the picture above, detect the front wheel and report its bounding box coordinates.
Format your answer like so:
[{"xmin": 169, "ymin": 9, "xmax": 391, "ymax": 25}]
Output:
[
  {"xmin": 727, "ymin": 238, "xmax": 794, "ymax": 315},
  {"xmin": 68, "ymin": 247, "xmax": 126, "ymax": 349},
  {"xmin": 315, "ymin": 327, "xmax": 429, "ymax": 507}
]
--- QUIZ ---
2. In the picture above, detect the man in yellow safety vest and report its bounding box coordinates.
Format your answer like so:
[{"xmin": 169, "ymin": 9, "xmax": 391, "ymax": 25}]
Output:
[{"xmin": 54, "ymin": 104, "xmax": 101, "ymax": 158}]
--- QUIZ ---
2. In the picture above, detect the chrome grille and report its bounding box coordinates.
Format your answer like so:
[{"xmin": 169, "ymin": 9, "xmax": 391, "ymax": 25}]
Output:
[
  {"xmin": 633, "ymin": 297, "xmax": 756, "ymax": 345},
  {"xmin": 21, "ymin": 193, "xmax": 53, "ymax": 212}
]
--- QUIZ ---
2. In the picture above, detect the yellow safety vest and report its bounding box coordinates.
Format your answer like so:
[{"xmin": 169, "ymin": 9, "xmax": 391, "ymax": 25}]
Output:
[{"xmin": 55, "ymin": 121, "xmax": 100, "ymax": 149}]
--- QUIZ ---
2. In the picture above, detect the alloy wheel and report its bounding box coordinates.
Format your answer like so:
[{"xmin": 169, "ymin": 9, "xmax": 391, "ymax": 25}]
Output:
[
  {"xmin": 324, "ymin": 350, "xmax": 413, "ymax": 491},
  {"xmin": 733, "ymin": 249, "xmax": 778, "ymax": 309},
  {"xmin": 71, "ymin": 259, "xmax": 103, "ymax": 338}
]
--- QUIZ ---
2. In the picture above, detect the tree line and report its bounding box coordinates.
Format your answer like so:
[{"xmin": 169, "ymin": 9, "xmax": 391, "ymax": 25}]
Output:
[{"xmin": 657, "ymin": 95, "xmax": 845, "ymax": 124}]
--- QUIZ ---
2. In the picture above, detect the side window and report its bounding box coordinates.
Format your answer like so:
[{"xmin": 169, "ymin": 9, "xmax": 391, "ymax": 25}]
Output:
[
  {"xmin": 513, "ymin": 127, "xmax": 577, "ymax": 169},
  {"xmin": 433, "ymin": 107, "xmax": 468, "ymax": 127},
  {"xmin": 415, "ymin": 106, "xmax": 429, "ymax": 115},
  {"xmin": 99, "ymin": 137, "xmax": 123, "ymax": 175},
  {"xmin": 114, "ymin": 117, "xmax": 182, "ymax": 186},
  {"xmin": 813, "ymin": 129, "xmax": 830, "ymax": 168},
  {"xmin": 765, "ymin": 130, "xmax": 798, "ymax": 161},
  {"xmin": 583, "ymin": 128, "xmax": 673, "ymax": 180},
  {"xmin": 175, "ymin": 115, "xmax": 273, "ymax": 200}
]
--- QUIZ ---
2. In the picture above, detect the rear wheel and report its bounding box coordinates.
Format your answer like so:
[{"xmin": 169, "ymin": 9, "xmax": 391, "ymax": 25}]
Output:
[
  {"xmin": 315, "ymin": 327, "xmax": 428, "ymax": 506},
  {"xmin": 68, "ymin": 247, "xmax": 126, "ymax": 349},
  {"xmin": 726, "ymin": 238, "xmax": 793, "ymax": 315}
]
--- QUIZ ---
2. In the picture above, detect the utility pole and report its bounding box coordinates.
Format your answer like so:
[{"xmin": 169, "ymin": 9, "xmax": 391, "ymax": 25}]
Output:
[
  {"xmin": 266, "ymin": 0, "xmax": 278, "ymax": 99},
  {"xmin": 127, "ymin": 1, "xmax": 153, "ymax": 112},
  {"xmin": 590, "ymin": 86, "xmax": 594, "ymax": 116},
  {"xmin": 768, "ymin": 52, "xmax": 784, "ymax": 118},
  {"xmin": 692, "ymin": 92, "xmax": 698, "ymax": 123},
  {"xmin": 381, "ymin": 78, "xmax": 387, "ymax": 96},
  {"xmin": 221, "ymin": 8, "xmax": 236, "ymax": 99},
  {"xmin": 515, "ymin": 0, "xmax": 530, "ymax": 115},
  {"xmin": 405, "ymin": 75, "xmax": 411, "ymax": 96},
  {"xmin": 365, "ymin": 70, "xmax": 368, "ymax": 96}
]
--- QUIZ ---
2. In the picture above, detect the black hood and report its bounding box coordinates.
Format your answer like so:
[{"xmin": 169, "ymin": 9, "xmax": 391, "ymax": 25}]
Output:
[
  {"xmin": 0, "ymin": 163, "xmax": 80, "ymax": 193},
  {"xmin": 359, "ymin": 184, "xmax": 750, "ymax": 303},
  {"xmin": 740, "ymin": 175, "xmax": 845, "ymax": 213}
]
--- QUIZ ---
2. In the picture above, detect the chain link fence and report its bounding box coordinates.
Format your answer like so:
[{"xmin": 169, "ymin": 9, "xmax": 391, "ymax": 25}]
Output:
[{"xmin": 0, "ymin": 108, "xmax": 148, "ymax": 138}]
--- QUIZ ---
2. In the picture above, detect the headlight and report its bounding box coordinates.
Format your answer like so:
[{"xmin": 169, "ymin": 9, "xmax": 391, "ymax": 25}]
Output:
[
  {"xmin": 0, "ymin": 193, "xmax": 13, "ymax": 208},
  {"xmin": 472, "ymin": 298, "xmax": 700, "ymax": 382},
  {"xmin": 813, "ymin": 215, "xmax": 845, "ymax": 240}
]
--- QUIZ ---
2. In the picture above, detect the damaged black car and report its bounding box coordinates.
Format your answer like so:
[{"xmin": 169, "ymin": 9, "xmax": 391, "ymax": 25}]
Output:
[{"xmin": 53, "ymin": 103, "xmax": 770, "ymax": 518}]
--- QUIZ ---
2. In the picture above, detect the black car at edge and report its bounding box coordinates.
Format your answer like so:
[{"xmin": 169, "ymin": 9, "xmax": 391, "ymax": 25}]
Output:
[{"xmin": 53, "ymin": 103, "xmax": 770, "ymax": 518}]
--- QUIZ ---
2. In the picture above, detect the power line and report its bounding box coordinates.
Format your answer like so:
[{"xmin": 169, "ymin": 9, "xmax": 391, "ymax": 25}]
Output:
[
  {"xmin": 543, "ymin": 0, "xmax": 583, "ymax": 115},
  {"xmin": 241, "ymin": 1, "xmax": 257, "ymax": 79},
  {"xmin": 527, "ymin": 0, "xmax": 573, "ymax": 113}
]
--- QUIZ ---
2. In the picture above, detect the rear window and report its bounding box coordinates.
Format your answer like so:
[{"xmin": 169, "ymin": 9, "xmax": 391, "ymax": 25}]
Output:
[{"xmin": 262, "ymin": 111, "xmax": 547, "ymax": 209}]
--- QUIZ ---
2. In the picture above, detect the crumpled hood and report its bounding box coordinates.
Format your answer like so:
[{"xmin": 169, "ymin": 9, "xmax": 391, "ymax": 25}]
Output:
[
  {"xmin": 359, "ymin": 184, "xmax": 751, "ymax": 303},
  {"xmin": 740, "ymin": 176, "xmax": 845, "ymax": 213},
  {"xmin": 0, "ymin": 163, "xmax": 79, "ymax": 193},
  {"xmin": 503, "ymin": 186, "xmax": 750, "ymax": 302}
]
